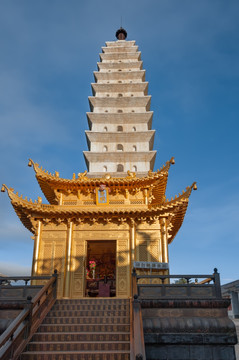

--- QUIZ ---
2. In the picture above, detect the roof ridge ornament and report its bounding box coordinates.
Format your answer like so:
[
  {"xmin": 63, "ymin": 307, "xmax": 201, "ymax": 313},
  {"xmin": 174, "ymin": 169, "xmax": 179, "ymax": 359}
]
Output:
[
  {"xmin": 1, "ymin": 184, "xmax": 6, "ymax": 192},
  {"xmin": 170, "ymin": 157, "xmax": 175, "ymax": 165},
  {"xmin": 77, "ymin": 170, "xmax": 87, "ymax": 180},
  {"xmin": 164, "ymin": 182, "xmax": 197, "ymax": 205},
  {"xmin": 28, "ymin": 158, "xmax": 40, "ymax": 174}
]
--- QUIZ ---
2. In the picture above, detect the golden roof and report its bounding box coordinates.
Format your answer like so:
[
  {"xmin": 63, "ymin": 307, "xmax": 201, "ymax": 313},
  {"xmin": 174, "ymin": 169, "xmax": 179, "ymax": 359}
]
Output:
[
  {"xmin": 1, "ymin": 181, "xmax": 196, "ymax": 243},
  {"xmin": 28, "ymin": 158, "xmax": 175, "ymax": 205}
]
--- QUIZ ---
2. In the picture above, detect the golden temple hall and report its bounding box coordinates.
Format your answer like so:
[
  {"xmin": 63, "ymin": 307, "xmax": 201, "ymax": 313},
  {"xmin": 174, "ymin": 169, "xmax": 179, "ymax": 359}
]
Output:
[{"xmin": 2, "ymin": 28, "xmax": 196, "ymax": 299}]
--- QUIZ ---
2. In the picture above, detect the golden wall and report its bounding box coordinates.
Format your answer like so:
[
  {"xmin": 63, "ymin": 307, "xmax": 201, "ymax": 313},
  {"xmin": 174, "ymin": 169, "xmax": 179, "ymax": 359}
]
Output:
[{"xmin": 32, "ymin": 218, "xmax": 168, "ymax": 298}]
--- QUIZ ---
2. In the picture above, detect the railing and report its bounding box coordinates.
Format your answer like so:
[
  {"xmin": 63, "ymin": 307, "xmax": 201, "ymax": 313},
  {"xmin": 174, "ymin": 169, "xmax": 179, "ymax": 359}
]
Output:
[
  {"xmin": 130, "ymin": 268, "xmax": 221, "ymax": 360},
  {"xmin": 135, "ymin": 268, "xmax": 221, "ymax": 300},
  {"xmin": 0, "ymin": 270, "xmax": 58, "ymax": 360},
  {"xmin": 130, "ymin": 269, "xmax": 146, "ymax": 360},
  {"xmin": 0, "ymin": 275, "xmax": 48, "ymax": 301}
]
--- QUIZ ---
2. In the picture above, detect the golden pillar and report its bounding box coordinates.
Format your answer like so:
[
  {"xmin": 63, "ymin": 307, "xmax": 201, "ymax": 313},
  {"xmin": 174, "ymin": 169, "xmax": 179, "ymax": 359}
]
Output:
[
  {"xmin": 160, "ymin": 218, "xmax": 169, "ymax": 263},
  {"xmin": 32, "ymin": 220, "xmax": 41, "ymax": 276},
  {"xmin": 130, "ymin": 219, "xmax": 136, "ymax": 264},
  {"xmin": 64, "ymin": 221, "xmax": 73, "ymax": 297},
  {"xmin": 143, "ymin": 189, "xmax": 148, "ymax": 205}
]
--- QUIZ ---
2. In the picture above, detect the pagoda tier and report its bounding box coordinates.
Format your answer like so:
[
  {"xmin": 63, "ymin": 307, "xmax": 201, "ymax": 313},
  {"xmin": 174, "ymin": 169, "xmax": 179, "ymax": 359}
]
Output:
[
  {"xmin": 91, "ymin": 82, "xmax": 148, "ymax": 94},
  {"xmin": 2, "ymin": 181, "xmax": 195, "ymax": 244},
  {"xmin": 85, "ymin": 130, "xmax": 155, "ymax": 146},
  {"xmin": 87, "ymin": 112, "xmax": 153, "ymax": 130},
  {"xmin": 88, "ymin": 96, "xmax": 151, "ymax": 111},
  {"xmin": 99, "ymin": 52, "xmax": 140, "ymax": 61},
  {"xmin": 84, "ymin": 39, "xmax": 156, "ymax": 175},
  {"xmin": 97, "ymin": 61, "xmax": 143, "ymax": 71}
]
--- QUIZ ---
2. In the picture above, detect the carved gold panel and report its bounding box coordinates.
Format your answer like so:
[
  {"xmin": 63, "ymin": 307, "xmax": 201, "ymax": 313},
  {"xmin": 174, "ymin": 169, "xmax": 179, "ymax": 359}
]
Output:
[
  {"xmin": 116, "ymin": 238, "xmax": 130, "ymax": 297},
  {"xmin": 70, "ymin": 231, "xmax": 86, "ymax": 298},
  {"xmin": 135, "ymin": 230, "xmax": 163, "ymax": 284},
  {"xmin": 37, "ymin": 229, "xmax": 67, "ymax": 298}
]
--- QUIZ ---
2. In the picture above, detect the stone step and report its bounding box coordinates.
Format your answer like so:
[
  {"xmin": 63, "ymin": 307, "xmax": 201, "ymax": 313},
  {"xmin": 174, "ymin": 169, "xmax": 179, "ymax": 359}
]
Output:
[
  {"xmin": 20, "ymin": 350, "xmax": 130, "ymax": 360},
  {"xmin": 55, "ymin": 298, "xmax": 129, "ymax": 304},
  {"xmin": 43, "ymin": 316, "xmax": 129, "ymax": 325},
  {"xmin": 32, "ymin": 331, "xmax": 130, "ymax": 342},
  {"xmin": 27, "ymin": 341, "xmax": 130, "ymax": 352},
  {"xmin": 38, "ymin": 323, "xmax": 130, "ymax": 333},
  {"xmin": 21, "ymin": 299, "xmax": 131, "ymax": 359},
  {"xmin": 47, "ymin": 310, "xmax": 129, "ymax": 317},
  {"xmin": 51, "ymin": 304, "xmax": 130, "ymax": 311}
]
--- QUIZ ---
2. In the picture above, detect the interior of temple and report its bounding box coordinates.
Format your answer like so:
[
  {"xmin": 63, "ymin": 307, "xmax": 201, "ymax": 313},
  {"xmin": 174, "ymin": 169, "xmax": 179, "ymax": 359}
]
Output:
[{"xmin": 85, "ymin": 240, "xmax": 116, "ymax": 297}]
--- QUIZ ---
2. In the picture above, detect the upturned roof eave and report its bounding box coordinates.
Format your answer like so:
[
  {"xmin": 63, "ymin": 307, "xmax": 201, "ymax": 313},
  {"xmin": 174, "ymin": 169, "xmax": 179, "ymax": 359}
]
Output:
[
  {"xmin": 164, "ymin": 182, "xmax": 196, "ymax": 243},
  {"xmin": 28, "ymin": 157, "xmax": 174, "ymax": 190},
  {"xmin": 5, "ymin": 193, "xmax": 189, "ymax": 234},
  {"xmin": 15, "ymin": 157, "xmax": 175, "ymax": 207},
  {"xmin": 1, "ymin": 179, "xmax": 195, "ymax": 238}
]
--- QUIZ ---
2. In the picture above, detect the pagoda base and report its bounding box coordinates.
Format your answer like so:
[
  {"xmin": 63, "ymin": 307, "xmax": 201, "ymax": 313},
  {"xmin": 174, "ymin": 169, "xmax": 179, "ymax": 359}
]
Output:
[{"xmin": 142, "ymin": 299, "xmax": 237, "ymax": 360}]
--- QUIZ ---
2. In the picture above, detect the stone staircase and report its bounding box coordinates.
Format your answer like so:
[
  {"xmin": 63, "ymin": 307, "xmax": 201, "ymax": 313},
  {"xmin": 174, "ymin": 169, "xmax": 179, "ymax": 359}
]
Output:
[{"xmin": 20, "ymin": 298, "xmax": 131, "ymax": 360}]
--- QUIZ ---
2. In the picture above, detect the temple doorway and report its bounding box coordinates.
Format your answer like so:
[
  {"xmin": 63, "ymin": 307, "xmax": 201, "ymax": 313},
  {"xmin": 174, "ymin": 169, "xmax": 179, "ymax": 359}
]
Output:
[{"xmin": 85, "ymin": 240, "xmax": 116, "ymax": 297}]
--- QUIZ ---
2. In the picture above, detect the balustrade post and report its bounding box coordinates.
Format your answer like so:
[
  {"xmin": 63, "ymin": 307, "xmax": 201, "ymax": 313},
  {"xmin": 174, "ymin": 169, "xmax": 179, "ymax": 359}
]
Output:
[
  {"xmin": 213, "ymin": 268, "xmax": 222, "ymax": 298},
  {"xmin": 136, "ymin": 354, "xmax": 143, "ymax": 360},
  {"xmin": 132, "ymin": 268, "xmax": 138, "ymax": 298},
  {"xmin": 133, "ymin": 294, "xmax": 146, "ymax": 360},
  {"xmin": 52, "ymin": 269, "xmax": 58, "ymax": 299},
  {"xmin": 24, "ymin": 296, "xmax": 33, "ymax": 339},
  {"xmin": 161, "ymin": 277, "xmax": 166, "ymax": 297}
]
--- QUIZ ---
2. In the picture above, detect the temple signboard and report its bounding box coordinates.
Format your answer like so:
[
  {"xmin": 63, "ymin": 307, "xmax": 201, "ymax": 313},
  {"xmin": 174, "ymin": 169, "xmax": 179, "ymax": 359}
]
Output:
[{"xmin": 134, "ymin": 261, "xmax": 169, "ymax": 270}]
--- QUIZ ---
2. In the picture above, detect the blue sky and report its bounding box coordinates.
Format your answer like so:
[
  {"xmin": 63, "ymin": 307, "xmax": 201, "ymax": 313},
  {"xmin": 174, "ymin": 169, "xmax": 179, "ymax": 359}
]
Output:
[{"xmin": 0, "ymin": 1, "xmax": 238, "ymax": 284}]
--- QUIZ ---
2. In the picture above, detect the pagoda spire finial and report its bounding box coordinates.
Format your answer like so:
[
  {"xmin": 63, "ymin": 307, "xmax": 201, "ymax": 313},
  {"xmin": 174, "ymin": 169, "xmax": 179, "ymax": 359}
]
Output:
[{"xmin": 115, "ymin": 27, "xmax": 127, "ymax": 40}]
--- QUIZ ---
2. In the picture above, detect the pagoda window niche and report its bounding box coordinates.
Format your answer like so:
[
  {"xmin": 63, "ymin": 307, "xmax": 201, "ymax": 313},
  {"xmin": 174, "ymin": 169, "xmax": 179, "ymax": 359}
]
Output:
[
  {"xmin": 132, "ymin": 126, "xmax": 136, "ymax": 131},
  {"xmin": 117, "ymin": 125, "xmax": 123, "ymax": 132},
  {"xmin": 117, "ymin": 144, "xmax": 123, "ymax": 151},
  {"xmin": 104, "ymin": 126, "xmax": 108, "ymax": 131},
  {"xmin": 103, "ymin": 166, "xmax": 107, "ymax": 172},
  {"xmin": 133, "ymin": 166, "xmax": 137, "ymax": 172},
  {"xmin": 103, "ymin": 145, "xmax": 108, "ymax": 152},
  {"xmin": 117, "ymin": 109, "xmax": 123, "ymax": 113},
  {"xmin": 133, "ymin": 145, "xmax": 137, "ymax": 151},
  {"xmin": 117, "ymin": 164, "xmax": 124, "ymax": 172}
]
